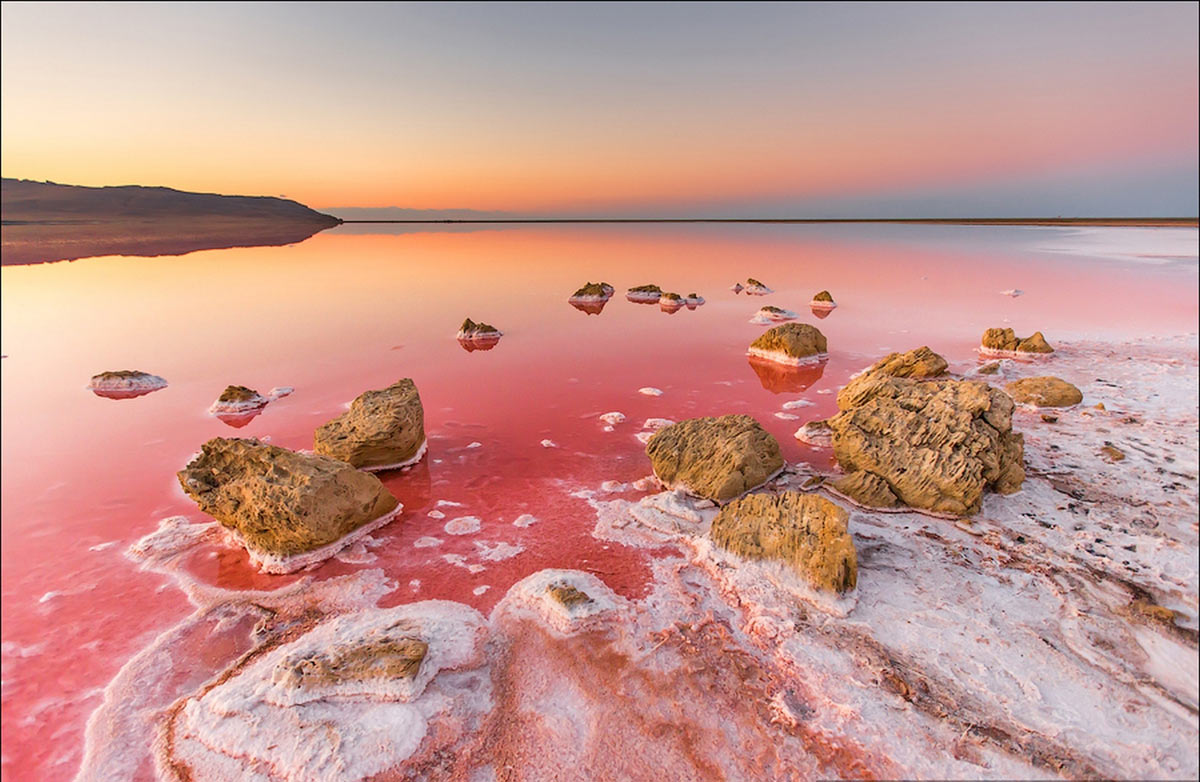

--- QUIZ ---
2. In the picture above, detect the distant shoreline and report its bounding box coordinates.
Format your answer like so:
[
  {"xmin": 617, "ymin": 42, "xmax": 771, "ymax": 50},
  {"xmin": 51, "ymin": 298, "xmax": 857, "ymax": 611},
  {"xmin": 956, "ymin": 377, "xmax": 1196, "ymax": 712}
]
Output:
[{"xmin": 338, "ymin": 217, "xmax": 1198, "ymax": 227}]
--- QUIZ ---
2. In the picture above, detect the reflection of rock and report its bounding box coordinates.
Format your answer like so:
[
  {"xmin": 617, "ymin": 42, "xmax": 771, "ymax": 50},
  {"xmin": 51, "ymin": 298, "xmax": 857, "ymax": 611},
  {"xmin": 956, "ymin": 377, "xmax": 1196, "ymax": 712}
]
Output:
[
  {"xmin": 710, "ymin": 492, "xmax": 857, "ymax": 593},
  {"xmin": 1005, "ymin": 376, "xmax": 1083, "ymax": 408},
  {"xmin": 747, "ymin": 323, "xmax": 827, "ymax": 366},
  {"xmin": 208, "ymin": 385, "xmax": 268, "ymax": 415},
  {"xmin": 747, "ymin": 354, "xmax": 826, "ymax": 394},
  {"xmin": 314, "ymin": 378, "xmax": 427, "ymax": 471},
  {"xmin": 646, "ymin": 415, "xmax": 784, "ymax": 502},
  {"xmin": 810, "ymin": 290, "xmax": 837, "ymax": 310},
  {"xmin": 809, "ymin": 304, "xmax": 833, "ymax": 319},
  {"xmin": 626, "ymin": 284, "xmax": 663, "ymax": 303},
  {"xmin": 836, "ymin": 346, "xmax": 948, "ymax": 411},
  {"xmin": 87, "ymin": 370, "xmax": 167, "ymax": 399},
  {"xmin": 457, "ymin": 318, "xmax": 503, "ymax": 351},
  {"xmin": 214, "ymin": 409, "xmax": 265, "ymax": 429},
  {"xmin": 457, "ymin": 336, "xmax": 500, "ymax": 352},
  {"xmin": 569, "ymin": 299, "xmax": 608, "ymax": 315},
  {"xmin": 177, "ymin": 438, "xmax": 401, "ymax": 573},
  {"xmin": 828, "ymin": 371, "xmax": 1024, "ymax": 516},
  {"xmin": 568, "ymin": 281, "xmax": 614, "ymax": 302},
  {"xmin": 981, "ymin": 327, "xmax": 1054, "ymax": 355},
  {"xmin": 659, "ymin": 292, "xmax": 684, "ymax": 312}
]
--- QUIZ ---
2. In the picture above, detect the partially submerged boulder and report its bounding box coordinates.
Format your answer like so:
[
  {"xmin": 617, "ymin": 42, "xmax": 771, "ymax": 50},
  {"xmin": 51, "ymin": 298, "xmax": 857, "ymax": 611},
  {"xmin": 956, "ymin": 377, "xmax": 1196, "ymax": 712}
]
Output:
[
  {"xmin": 659, "ymin": 292, "xmax": 684, "ymax": 312},
  {"xmin": 981, "ymin": 328, "xmax": 1054, "ymax": 354},
  {"xmin": 794, "ymin": 419, "xmax": 833, "ymax": 447},
  {"xmin": 646, "ymin": 415, "xmax": 784, "ymax": 502},
  {"xmin": 743, "ymin": 278, "xmax": 773, "ymax": 295},
  {"xmin": 751, "ymin": 305, "xmax": 798, "ymax": 324},
  {"xmin": 811, "ymin": 290, "xmax": 837, "ymax": 308},
  {"xmin": 1006, "ymin": 376, "xmax": 1083, "ymax": 408},
  {"xmin": 569, "ymin": 281, "xmax": 614, "ymax": 302},
  {"xmin": 457, "ymin": 318, "xmax": 503, "ymax": 340},
  {"xmin": 836, "ymin": 346, "xmax": 948, "ymax": 410},
  {"xmin": 828, "ymin": 359, "xmax": 1024, "ymax": 516},
  {"xmin": 208, "ymin": 385, "xmax": 268, "ymax": 414},
  {"xmin": 314, "ymin": 378, "xmax": 426, "ymax": 470},
  {"xmin": 709, "ymin": 492, "xmax": 857, "ymax": 593},
  {"xmin": 685, "ymin": 293, "xmax": 705, "ymax": 308},
  {"xmin": 87, "ymin": 369, "xmax": 167, "ymax": 399},
  {"xmin": 626, "ymin": 284, "xmax": 663, "ymax": 303},
  {"xmin": 177, "ymin": 438, "xmax": 401, "ymax": 573},
  {"xmin": 748, "ymin": 323, "xmax": 827, "ymax": 366}
]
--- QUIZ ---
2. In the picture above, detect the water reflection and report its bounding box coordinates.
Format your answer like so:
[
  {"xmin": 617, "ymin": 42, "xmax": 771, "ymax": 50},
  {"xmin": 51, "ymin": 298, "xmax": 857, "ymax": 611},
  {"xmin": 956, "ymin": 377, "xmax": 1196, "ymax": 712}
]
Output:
[
  {"xmin": 89, "ymin": 387, "xmax": 165, "ymax": 400},
  {"xmin": 569, "ymin": 299, "xmax": 608, "ymax": 315},
  {"xmin": 458, "ymin": 335, "xmax": 501, "ymax": 352},
  {"xmin": 747, "ymin": 355, "xmax": 826, "ymax": 394},
  {"xmin": 810, "ymin": 305, "xmax": 834, "ymax": 320},
  {"xmin": 214, "ymin": 407, "xmax": 266, "ymax": 428}
]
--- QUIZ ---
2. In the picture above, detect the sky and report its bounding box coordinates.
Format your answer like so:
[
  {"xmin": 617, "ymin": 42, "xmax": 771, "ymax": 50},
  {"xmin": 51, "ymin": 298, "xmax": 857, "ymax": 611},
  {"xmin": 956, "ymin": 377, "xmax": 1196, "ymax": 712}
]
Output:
[{"xmin": 1, "ymin": 2, "xmax": 1197, "ymax": 218}]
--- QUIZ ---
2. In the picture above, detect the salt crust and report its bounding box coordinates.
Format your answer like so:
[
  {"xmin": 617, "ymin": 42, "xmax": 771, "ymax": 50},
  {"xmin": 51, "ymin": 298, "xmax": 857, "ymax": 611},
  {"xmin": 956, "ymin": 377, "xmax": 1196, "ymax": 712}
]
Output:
[
  {"xmin": 781, "ymin": 399, "xmax": 815, "ymax": 409},
  {"xmin": 511, "ymin": 514, "xmax": 538, "ymax": 527},
  {"xmin": 746, "ymin": 347, "xmax": 828, "ymax": 366},
  {"xmin": 637, "ymin": 387, "xmax": 663, "ymax": 396},
  {"xmin": 224, "ymin": 503, "xmax": 404, "ymax": 575},
  {"xmin": 86, "ymin": 373, "xmax": 167, "ymax": 392},
  {"xmin": 444, "ymin": 516, "xmax": 482, "ymax": 536},
  {"xmin": 494, "ymin": 569, "xmax": 626, "ymax": 636},
  {"xmin": 599, "ymin": 412, "xmax": 626, "ymax": 425}
]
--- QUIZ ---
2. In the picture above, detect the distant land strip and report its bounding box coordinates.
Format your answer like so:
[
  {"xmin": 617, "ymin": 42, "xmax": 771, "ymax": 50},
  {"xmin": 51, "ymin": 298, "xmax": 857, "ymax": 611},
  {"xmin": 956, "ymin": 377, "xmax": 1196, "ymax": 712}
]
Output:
[{"xmin": 340, "ymin": 217, "xmax": 1198, "ymax": 227}]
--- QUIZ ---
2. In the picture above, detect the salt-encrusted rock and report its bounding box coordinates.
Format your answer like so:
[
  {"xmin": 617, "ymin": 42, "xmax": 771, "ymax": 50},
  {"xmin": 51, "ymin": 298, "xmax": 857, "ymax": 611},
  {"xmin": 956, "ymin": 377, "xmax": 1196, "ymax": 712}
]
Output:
[
  {"xmin": 836, "ymin": 346, "xmax": 948, "ymax": 411},
  {"xmin": 830, "ymin": 470, "xmax": 901, "ymax": 509},
  {"xmin": 743, "ymin": 277, "xmax": 773, "ymax": 295},
  {"xmin": 87, "ymin": 369, "xmax": 167, "ymax": 399},
  {"xmin": 976, "ymin": 361, "xmax": 1002, "ymax": 375},
  {"xmin": 457, "ymin": 318, "xmax": 503, "ymax": 340},
  {"xmin": 1005, "ymin": 376, "xmax": 1083, "ymax": 408},
  {"xmin": 659, "ymin": 292, "xmax": 684, "ymax": 311},
  {"xmin": 626, "ymin": 284, "xmax": 663, "ymax": 303},
  {"xmin": 646, "ymin": 415, "xmax": 784, "ymax": 502},
  {"xmin": 794, "ymin": 419, "xmax": 832, "ymax": 447},
  {"xmin": 499, "ymin": 569, "xmax": 623, "ymax": 635},
  {"xmin": 569, "ymin": 281, "xmax": 614, "ymax": 302},
  {"xmin": 752, "ymin": 305, "xmax": 798, "ymax": 323},
  {"xmin": 208, "ymin": 385, "xmax": 268, "ymax": 415},
  {"xmin": 177, "ymin": 438, "xmax": 400, "ymax": 573},
  {"xmin": 314, "ymin": 379, "xmax": 426, "ymax": 470},
  {"xmin": 811, "ymin": 290, "xmax": 837, "ymax": 308},
  {"xmin": 981, "ymin": 327, "xmax": 1055, "ymax": 354},
  {"xmin": 685, "ymin": 293, "xmax": 705, "ymax": 308},
  {"xmin": 1100, "ymin": 444, "xmax": 1126, "ymax": 462},
  {"xmin": 709, "ymin": 492, "xmax": 856, "ymax": 593},
  {"xmin": 748, "ymin": 323, "xmax": 827, "ymax": 366},
  {"xmin": 828, "ymin": 375, "xmax": 1024, "ymax": 517}
]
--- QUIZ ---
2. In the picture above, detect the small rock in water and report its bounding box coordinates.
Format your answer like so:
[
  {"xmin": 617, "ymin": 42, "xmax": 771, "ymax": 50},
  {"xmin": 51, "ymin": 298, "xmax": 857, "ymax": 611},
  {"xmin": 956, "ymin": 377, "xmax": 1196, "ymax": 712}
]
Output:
[
  {"xmin": 1040, "ymin": 413, "xmax": 1059, "ymax": 423},
  {"xmin": 512, "ymin": 514, "xmax": 538, "ymax": 527},
  {"xmin": 999, "ymin": 289, "xmax": 1024, "ymax": 297},
  {"xmin": 427, "ymin": 509, "xmax": 445, "ymax": 519},
  {"xmin": 638, "ymin": 387, "xmax": 664, "ymax": 397},
  {"xmin": 466, "ymin": 441, "xmax": 483, "ymax": 449},
  {"xmin": 540, "ymin": 439, "xmax": 557, "ymax": 448},
  {"xmin": 599, "ymin": 411, "xmax": 626, "ymax": 425},
  {"xmin": 781, "ymin": 399, "xmax": 815, "ymax": 409},
  {"xmin": 313, "ymin": 378, "xmax": 426, "ymax": 471},
  {"xmin": 747, "ymin": 323, "xmax": 827, "ymax": 366}
]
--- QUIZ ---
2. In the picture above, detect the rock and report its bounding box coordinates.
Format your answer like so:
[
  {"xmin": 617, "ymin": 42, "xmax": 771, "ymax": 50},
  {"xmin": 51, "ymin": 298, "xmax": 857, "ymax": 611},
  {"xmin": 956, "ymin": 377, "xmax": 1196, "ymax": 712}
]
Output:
[
  {"xmin": 981, "ymin": 327, "xmax": 1055, "ymax": 354},
  {"xmin": 730, "ymin": 282, "xmax": 744, "ymax": 293},
  {"xmin": 685, "ymin": 293, "xmax": 705, "ymax": 308},
  {"xmin": 828, "ymin": 371, "xmax": 1025, "ymax": 516},
  {"xmin": 836, "ymin": 346, "xmax": 948, "ymax": 411},
  {"xmin": 1100, "ymin": 445, "xmax": 1126, "ymax": 462},
  {"xmin": 1041, "ymin": 413, "xmax": 1059, "ymax": 423},
  {"xmin": 659, "ymin": 292, "xmax": 684, "ymax": 312},
  {"xmin": 87, "ymin": 369, "xmax": 167, "ymax": 399},
  {"xmin": 977, "ymin": 361, "xmax": 1001, "ymax": 375},
  {"xmin": 811, "ymin": 290, "xmax": 837, "ymax": 308},
  {"xmin": 751, "ymin": 305, "xmax": 798, "ymax": 324},
  {"xmin": 1095, "ymin": 402, "xmax": 1106, "ymax": 411},
  {"xmin": 830, "ymin": 470, "xmax": 901, "ymax": 509},
  {"xmin": 274, "ymin": 637, "xmax": 429, "ymax": 690},
  {"xmin": 314, "ymin": 379, "xmax": 426, "ymax": 470},
  {"xmin": 457, "ymin": 318, "xmax": 502, "ymax": 340},
  {"xmin": 794, "ymin": 419, "xmax": 832, "ymax": 447},
  {"xmin": 1005, "ymin": 376, "xmax": 1083, "ymax": 408},
  {"xmin": 743, "ymin": 278, "xmax": 773, "ymax": 295},
  {"xmin": 709, "ymin": 492, "xmax": 857, "ymax": 593},
  {"xmin": 748, "ymin": 323, "xmax": 828, "ymax": 366},
  {"xmin": 209, "ymin": 385, "xmax": 268, "ymax": 414},
  {"xmin": 547, "ymin": 583, "xmax": 593, "ymax": 607},
  {"xmin": 569, "ymin": 281, "xmax": 614, "ymax": 301},
  {"xmin": 177, "ymin": 438, "xmax": 401, "ymax": 573},
  {"xmin": 626, "ymin": 284, "xmax": 663, "ymax": 303},
  {"xmin": 646, "ymin": 415, "xmax": 784, "ymax": 502}
]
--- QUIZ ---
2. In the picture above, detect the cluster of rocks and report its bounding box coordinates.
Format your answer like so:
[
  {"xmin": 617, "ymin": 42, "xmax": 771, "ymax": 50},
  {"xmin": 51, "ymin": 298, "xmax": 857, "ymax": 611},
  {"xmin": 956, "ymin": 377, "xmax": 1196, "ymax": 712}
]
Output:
[
  {"xmin": 981, "ymin": 327, "xmax": 1054, "ymax": 355},
  {"xmin": 623, "ymin": 284, "xmax": 704, "ymax": 311},
  {"xmin": 731, "ymin": 278, "xmax": 773, "ymax": 295}
]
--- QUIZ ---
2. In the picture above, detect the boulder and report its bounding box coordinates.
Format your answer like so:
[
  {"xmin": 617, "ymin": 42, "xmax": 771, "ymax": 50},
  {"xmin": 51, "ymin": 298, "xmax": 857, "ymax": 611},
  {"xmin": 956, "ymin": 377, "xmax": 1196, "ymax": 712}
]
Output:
[
  {"xmin": 836, "ymin": 346, "xmax": 948, "ymax": 410},
  {"xmin": 646, "ymin": 415, "xmax": 784, "ymax": 502},
  {"xmin": 1005, "ymin": 376, "xmax": 1083, "ymax": 408},
  {"xmin": 314, "ymin": 378, "xmax": 426, "ymax": 470},
  {"xmin": 626, "ymin": 284, "xmax": 663, "ymax": 303},
  {"xmin": 87, "ymin": 369, "xmax": 167, "ymax": 399},
  {"xmin": 748, "ymin": 323, "xmax": 827, "ymax": 366},
  {"xmin": 828, "ymin": 374, "xmax": 1024, "ymax": 516},
  {"xmin": 209, "ymin": 385, "xmax": 268, "ymax": 414},
  {"xmin": 830, "ymin": 470, "xmax": 901, "ymax": 509},
  {"xmin": 569, "ymin": 281, "xmax": 614, "ymax": 301},
  {"xmin": 981, "ymin": 327, "xmax": 1054, "ymax": 354},
  {"xmin": 659, "ymin": 292, "xmax": 684, "ymax": 311},
  {"xmin": 811, "ymin": 290, "xmax": 837, "ymax": 308},
  {"xmin": 709, "ymin": 492, "xmax": 857, "ymax": 593},
  {"xmin": 177, "ymin": 438, "xmax": 400, "ymax": 572},
  {"xmin": 743, "ymin": 278, "xmax": 773, "ymax": 295},
  {"xmin": 457, "ymin": 318, "xmax": 502, "ymax": 340}
]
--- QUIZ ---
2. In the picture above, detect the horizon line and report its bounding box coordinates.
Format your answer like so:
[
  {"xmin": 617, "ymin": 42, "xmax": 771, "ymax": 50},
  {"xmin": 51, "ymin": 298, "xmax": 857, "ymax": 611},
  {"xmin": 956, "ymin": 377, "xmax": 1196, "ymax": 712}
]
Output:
[{"xmin": 337, "ymin": 217, "xmax": 1199, "ymax": 226}]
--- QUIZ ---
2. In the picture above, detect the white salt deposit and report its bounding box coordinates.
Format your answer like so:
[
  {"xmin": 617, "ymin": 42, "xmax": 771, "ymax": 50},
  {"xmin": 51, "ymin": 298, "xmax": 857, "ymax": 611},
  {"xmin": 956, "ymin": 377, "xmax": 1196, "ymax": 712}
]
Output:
[
  {"xmin": 444, "ymin": 516, "xmax": 482, "ymax": 536},
  {"xmin": 774, "ymin": 412, "xmax": 800, "ymax": 420},
  {"xmin": 746, "ymin": 347, "xmax": 828, "ymax": 366},
  {"xmin": 540, "ymin": 439, "xmax": 557, "ymax": 448},
  {"xmin": 227, "ymin": 504, "xmax": 404, "ymax": 575},
  {"xmin": 473, "ymin": 585, "xmax": 490, "ymax": 596},
  {"xmin": 413, "ymin": 536, "xmax": 443, "ymax": 548},
  {"xmin": 781, "ymin": 399, "xmax": 815, "ymax": 409},
  {"xmin": 266, "ymin": 386, "xmax": 294, "ymax": 399},
  {"xmin": 637, "ymin": 387, "xmax": 663, "ymax": 396},
  {"xmin": 494, "ymin": 569, "xmax": 626, "ymax": 636},
  {"xmin": 474, "ymin": 541, "xmax": 524, "ymax": 562},
  {"xmin": 635, "ymin": 431, "xmax": 655, "ymax": 444},
  {"xmin": 999, "ymin": 289, "xmax": 1024, "ymax": 297},
  {"xmin": 599, "ymin": 412, "xmax": 626, "ymax": 425},
  {"xmin": 641, "ymin": 418, "xmax": 675, "ymax": 431},
  {"xmin": 466, "ymin": 442, "xmax": 483, "ymax": 449},
  {"xmin": 511, "ymin": 514, "xmax": 538, "ymax": 528},
  {"xmin": 362, "ymin": 439, "xmax": 428, "ymax": 472},
  {"xmin": 427, "ymin": 509, "xmax": 446, "ymax": 520}
]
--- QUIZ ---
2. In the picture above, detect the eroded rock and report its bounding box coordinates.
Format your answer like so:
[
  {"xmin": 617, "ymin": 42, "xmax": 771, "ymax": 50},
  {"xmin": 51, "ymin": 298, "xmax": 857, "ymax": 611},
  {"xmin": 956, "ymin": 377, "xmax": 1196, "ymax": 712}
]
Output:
[
  {"xmin": 646, "ymin": 415, "xmax": 783, "ymax": 502},
  {"xmin": 569, "ymin": 281, "xmax": 614, "ymax": 301},
  {"xmin": 748, "ymin": 323, "xmax": 827, "ymax": 366},
  {"xmin": 314, "ymin": 378, "xmax": 426, "ymax": 470},
  {"xmin": 811, "ymin": 290, "xmax": 837, "ymax": 308},
  {"xmin": 87, "ymin": 369, "xmax": 167, "ymax": 399},
  {"xmin": 836, "ymin": 346, "xmax": 949, "ymax": 410},
  {"xmin": 626, "ymin": 284, "xmax": 663, "ymax": 303},
  {"xmin": 709, "ymin": 492, "xmax": 857, "ymax": 592},
  {"xmin": 830, "ymin": 470, "xmax": 901, "ymax": 509},
  {"xmin": 1006, "ymin": 376, "xmax": 1083, "ymax": 408},
  {"xmin": 982, "ymin": 328, "xmax": 1054, "ymax": 354}
]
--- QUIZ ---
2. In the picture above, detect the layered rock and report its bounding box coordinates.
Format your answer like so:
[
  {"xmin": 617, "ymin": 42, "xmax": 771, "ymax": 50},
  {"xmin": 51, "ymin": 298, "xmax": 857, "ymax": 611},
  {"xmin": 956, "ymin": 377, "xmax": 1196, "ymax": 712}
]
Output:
[
  {"xmin": 709, "ymin": 492, "xmax": 857, "ymax": 593},
  {"xmin": 830, "ymin": 471, "xmax": 900, "ymax": 509},
  {"xmin": 981, "ymin": 327, "xmax": 1054, "ymax": 355},
  {"xmin": 836, "ymin": 346, "xmax": 949, "ymax": 410},
  {"xmin": 626, "ymin": 284, "xmax": 663, "ymax": 303},
  {"xmin": 748, "ymin": 323, "xmax": 827, "ymax": 366},
  {"xmin": 646, "ymin": 415, "xmax": 784, "ymax": 502},
  {"xmin": 87, "ymin": 369, "xmax": 167, "ymax": 399},
  {"xmin": 177, "ymin": 438, "xmax": 401, "ymax": 572},
  {"xmin": 828, "ymin": 372, "xmax": 1024, "ymax": 516},
  {"xmin": 314, "ymin": 378, "xmax": 426, "ymax": 470},
  {"xmin": 1006, "ymin": 376, "xmax": 1083, "ymax": 408}
]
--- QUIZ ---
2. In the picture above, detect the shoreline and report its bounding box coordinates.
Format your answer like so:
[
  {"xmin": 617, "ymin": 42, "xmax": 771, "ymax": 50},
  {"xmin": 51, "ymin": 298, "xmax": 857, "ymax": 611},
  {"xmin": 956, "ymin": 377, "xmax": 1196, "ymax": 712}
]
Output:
[{"xmin": 336, "ymin": 217, "xmax": 1199, "ymax": 227}]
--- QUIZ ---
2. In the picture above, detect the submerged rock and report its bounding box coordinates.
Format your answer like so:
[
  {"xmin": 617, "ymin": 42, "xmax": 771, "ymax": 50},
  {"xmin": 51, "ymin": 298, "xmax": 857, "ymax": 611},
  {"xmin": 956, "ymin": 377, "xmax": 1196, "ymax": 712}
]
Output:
[
  {"xmin": 981, "ymin": 327, "xmax": 1055, "ymax": 354},
  {"xmin": 646, "ymin": 415, "xmax": 784, "ymax": 502},
  {"xmin": 1006, "ymin": 376, "xmax": 1083, "ymax": 408},
  {"xmin": 87, "ymin": 369, "xmax": 167, "ymax": 399},
  {"xmin": 177, "ymin": 438, "xmax": 401, "ymax": 573},
  {"xmin": 709, "ymin": 492, "xmax": 857, "ymax": 593},
  {"xmin": 748, "ymin": 323, "xmax": 828, "ymax": 366},
  {"xmin": 569, "ymin": 281, "xmax": 614, "ymax": 302},
  {"xmin": 626, "ymin": 284, "xmax": 663, "ymax": 303},
  {"xmin": 811, "ymin": 290, "xmax": 837, "ymax": 308},
  {"xmin": 828, "ymin": 371, "xmax": 1024, "ymax": 516},
  {"xmin": 836, "ymin": 346, "xmax": 948, "ymax": 410},
  {"xmin": 314, "ymin": 378, "xmax": 427, "ymax": 470}
]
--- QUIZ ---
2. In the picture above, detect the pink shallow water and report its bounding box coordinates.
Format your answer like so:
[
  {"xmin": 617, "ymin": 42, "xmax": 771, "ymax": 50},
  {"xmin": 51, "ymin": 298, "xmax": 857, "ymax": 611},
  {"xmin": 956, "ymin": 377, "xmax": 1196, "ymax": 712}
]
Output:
[{"xmin": 1, "ymin": 223, "xmax": 1197, "ymax": 780}]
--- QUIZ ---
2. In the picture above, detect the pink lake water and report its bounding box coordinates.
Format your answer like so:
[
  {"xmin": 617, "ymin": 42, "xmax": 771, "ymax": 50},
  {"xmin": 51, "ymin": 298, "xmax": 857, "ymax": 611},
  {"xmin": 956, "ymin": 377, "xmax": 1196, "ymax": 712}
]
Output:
[{"xmin": 1, "ymin": 222, "xmax": 1197, "ymax": 780}]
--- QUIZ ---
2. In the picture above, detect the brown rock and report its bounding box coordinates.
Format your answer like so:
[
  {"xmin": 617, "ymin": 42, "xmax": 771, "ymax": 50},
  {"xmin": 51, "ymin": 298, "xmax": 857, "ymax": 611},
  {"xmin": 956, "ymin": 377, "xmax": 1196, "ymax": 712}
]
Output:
[
  {"xmin": 709, "ymin": 492, "xmax": 857, "ymax": 593},
  {"xmin": 217, "ymin": 385, "xmax": 262, "ymax": 403},
  {"xmin": 1100, "ymin": 445, "xmax": 1126, "ymax": 462},
  {"xmin": 977, "ymin": 361, "xmax": 1001, "ymax": 375},
  {"xmin": 748, "ymin": 323, "xmax": 827, "ymax": 364},
  {"xmin": 314, "ymin": 379, "xmax": 426, "ymax": 470},
  {"xmin": 982, "ymin": 327, "xmax": 1055, "ymax": 354},
  {"xmin": 1006, "ymin": 376, "xmax": 1083, "ymax": 408},
  {"xmin": 177, "ymin": 438, "xmax": 399, "ymax": 568},
  {"xmin": 1040, "ymin": 413, "xmax": 1059, "ymax": 423},
  {"xmin": 547, "ymin": 583, "xmax": 593, "ymax": 607},
  {"xmin": 274, "ymin": 638, "xmax": 428, "ymax": 689},
  {"xmin": 830, "ymin": 470, "xmax": 901, "ymax": 509},
  {"xmin": 836, "ymin": 346, "xmax": 948, "ymax": 411},
  {"xmin": 646, "ymin": 415, "xmax": 784, "ymax": 502},
  {"xmin": 829, "ymin": 376, "xmax": 1024, "ymax": 516},
  {"xmin": 812, "ymin": 290, "xmax": 835, "ymax": 303}
]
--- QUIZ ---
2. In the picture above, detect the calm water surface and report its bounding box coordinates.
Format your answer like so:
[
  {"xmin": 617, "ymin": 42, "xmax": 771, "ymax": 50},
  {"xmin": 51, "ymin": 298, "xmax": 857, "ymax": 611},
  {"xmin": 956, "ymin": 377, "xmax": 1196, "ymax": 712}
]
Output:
[{"xmin": 1, "ymin": 223, "xmax": 1197, "ymax": 780}]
